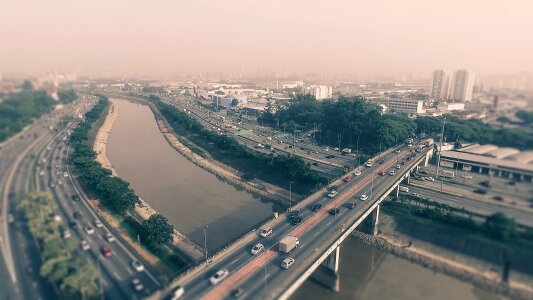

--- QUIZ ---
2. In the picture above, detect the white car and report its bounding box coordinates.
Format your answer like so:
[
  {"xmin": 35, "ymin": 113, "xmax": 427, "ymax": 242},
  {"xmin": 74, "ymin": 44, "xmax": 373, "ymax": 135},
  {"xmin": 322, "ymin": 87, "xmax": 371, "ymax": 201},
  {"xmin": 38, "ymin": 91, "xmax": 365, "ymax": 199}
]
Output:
[
  {"xmin": 353, "ymin": 170, "xmax": 362, "ymax": 176},
  {"xmin": 389, "ymin": 170, "xmax": 395, "ymax": 176},
  {"xmin": 94, "ymin": 219, "xmax": 103, "ymax": 228},
  {"xmin": 80, "ymin": 240, "xmax": 91, "ymax": 251},
  {"xmin": 396, "ymin": 165, "xmax": 401, "ymax": 169},
  {"xmin": 251, "ymin": 243, "xmax": 265, "ymax": 255},
  {"xmin": 132, "ymin": 278, "xmax": 144, "ymax": 292},
  {"xmin": 365, "ymin": 162, "xmax": 373, "ymax": 168},
  {"xmin": 260, "ymin": 227, "xmax": 272, "ymax": 238},
  {"xmin": 210, "ymin": 269, "xmax": 230, "ymax": 285},
  {"xmin": 131, "ymin": 260, "xmax": 145, "ymax": 272},
  {"xmin": 360, "ymin": 194, "xmax": 368, "ymax": 201},
  {"xmin": 461, "ymin": 174, "xmax": 472, "ymax": 179},
  {"xmin": 105, "ymin": 232, "xmax": 115, "ymax": 242},
  {"xmin": 281, "ymin": 258, "xmax": 295, "ymax": 269},
  {"xmin": 85, "ymin": 225, "xmax": 94, "ymax": 235},
  {"xmin": 39, "ymin": 171, "xmax": 45, "ymax": 176},
  {"xmin": 327, "ymin": 190, "xmax": 338, "ymax": 198},
  {"xmin": 63, "ymin": 172, "xmax": 69, "ymax": 178},
  {"xmin": 425, "ymin": 176, "xmax": 435, "ymax": 181},
  {"xmin": 170, "ymin": 286, "xmax": 185, "ymax": 300}
]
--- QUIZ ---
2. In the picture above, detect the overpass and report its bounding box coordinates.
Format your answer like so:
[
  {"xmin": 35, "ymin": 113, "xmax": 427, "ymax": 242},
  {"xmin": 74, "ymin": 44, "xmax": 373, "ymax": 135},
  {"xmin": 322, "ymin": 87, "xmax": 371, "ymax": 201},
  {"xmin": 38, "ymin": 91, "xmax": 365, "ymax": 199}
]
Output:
[{"xmin": 155, "ymin": 145, "xmax": 432, "ymax": 299}]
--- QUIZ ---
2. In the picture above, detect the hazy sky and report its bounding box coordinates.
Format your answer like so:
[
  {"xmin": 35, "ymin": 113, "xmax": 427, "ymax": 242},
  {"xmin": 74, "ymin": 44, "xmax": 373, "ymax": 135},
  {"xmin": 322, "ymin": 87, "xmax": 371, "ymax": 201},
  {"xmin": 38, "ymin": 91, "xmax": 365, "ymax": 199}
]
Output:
[{"xmin": 1, "ymin": 0, "xmax": 532, "ymax": 76}]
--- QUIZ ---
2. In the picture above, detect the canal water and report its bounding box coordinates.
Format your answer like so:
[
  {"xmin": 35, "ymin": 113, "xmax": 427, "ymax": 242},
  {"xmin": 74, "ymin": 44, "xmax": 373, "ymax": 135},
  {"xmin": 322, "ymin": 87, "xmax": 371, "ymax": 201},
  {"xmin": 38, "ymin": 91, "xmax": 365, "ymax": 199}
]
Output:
[
  {"xmin": 106, "ymin": 98, "xmax": 503, "ymax": 300},
  {"xmin": 106, "ymin": 98, "xmax": 273, "ymax": 251}
]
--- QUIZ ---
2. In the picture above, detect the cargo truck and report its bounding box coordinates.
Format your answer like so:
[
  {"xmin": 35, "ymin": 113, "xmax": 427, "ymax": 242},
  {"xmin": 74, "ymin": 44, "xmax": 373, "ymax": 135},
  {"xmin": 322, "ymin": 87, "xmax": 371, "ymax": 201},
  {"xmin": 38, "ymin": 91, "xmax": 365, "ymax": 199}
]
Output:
[{"xmin": 279, "ymin": 236, "xmax": 299, "ymax": 254}]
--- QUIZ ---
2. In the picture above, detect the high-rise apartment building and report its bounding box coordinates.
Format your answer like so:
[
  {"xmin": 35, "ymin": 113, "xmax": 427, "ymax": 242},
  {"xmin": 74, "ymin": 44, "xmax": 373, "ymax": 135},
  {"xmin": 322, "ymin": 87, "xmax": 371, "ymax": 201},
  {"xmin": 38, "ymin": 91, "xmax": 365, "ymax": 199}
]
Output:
[
  {"xmin": 450, "ymin": 70, "xmax": 475, "ymax": 102},
  {"xmin": 430, "ymin": 70, "xmax": 452, "ymax": 100},
  {"xmin": 303, "ymin": 85, "xmax": 332, "ymax": 100}
]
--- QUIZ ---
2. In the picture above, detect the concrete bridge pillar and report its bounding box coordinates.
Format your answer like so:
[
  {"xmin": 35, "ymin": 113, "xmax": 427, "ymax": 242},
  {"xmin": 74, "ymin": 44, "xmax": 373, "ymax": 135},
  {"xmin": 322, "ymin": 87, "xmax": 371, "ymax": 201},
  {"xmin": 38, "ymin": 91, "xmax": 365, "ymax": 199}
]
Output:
[
  {"xmin": 395, "ymin": 185, "xmax": 400, "ymax": 197},
  {"xmin": 357, "ymin": 204, "xmax": 380, "ymax": 236},
  {"xmin": 311, "ymin": 246, "xmax": 340, "ymax": 292}
]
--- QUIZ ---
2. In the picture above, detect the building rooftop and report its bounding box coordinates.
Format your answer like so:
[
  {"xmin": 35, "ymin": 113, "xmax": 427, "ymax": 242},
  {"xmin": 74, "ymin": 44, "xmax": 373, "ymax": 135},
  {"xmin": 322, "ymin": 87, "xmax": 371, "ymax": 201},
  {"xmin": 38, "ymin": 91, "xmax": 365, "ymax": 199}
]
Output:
[{"xmin": 441, "ymin": 150, "xmax": 533, "ymax": 173}]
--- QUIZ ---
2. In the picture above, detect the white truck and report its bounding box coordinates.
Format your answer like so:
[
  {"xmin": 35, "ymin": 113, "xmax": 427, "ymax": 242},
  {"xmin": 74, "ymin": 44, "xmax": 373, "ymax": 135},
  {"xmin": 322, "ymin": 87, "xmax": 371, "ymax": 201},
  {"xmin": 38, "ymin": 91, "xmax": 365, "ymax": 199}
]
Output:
[{"xmin": 279, "ymin": 236, "xmax": 299, "ymax": 254}]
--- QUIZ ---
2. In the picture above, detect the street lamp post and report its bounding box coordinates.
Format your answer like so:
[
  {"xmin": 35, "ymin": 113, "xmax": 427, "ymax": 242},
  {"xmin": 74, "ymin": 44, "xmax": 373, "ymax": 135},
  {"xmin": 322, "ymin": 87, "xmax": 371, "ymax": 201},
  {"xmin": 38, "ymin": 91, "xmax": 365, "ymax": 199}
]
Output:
[
  {"xmin": 203, "ymin": 225, "xmax": 209, "ymax": 267},
  {"xmin": 289, "ymin": 182, "xmax": 294, "ymax": 212}
]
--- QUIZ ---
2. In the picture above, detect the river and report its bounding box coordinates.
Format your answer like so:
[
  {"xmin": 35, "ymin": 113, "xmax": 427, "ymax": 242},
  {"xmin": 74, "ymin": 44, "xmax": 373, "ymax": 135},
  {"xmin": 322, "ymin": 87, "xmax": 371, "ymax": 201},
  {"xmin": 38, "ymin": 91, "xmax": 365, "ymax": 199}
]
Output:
[
  {"xmin": 106, "ymin": 98, "xmax": 504, "ymax": 300},
  {"xmin": 106, "ymin": 98, "xmax": 273, "ymax": 251}
]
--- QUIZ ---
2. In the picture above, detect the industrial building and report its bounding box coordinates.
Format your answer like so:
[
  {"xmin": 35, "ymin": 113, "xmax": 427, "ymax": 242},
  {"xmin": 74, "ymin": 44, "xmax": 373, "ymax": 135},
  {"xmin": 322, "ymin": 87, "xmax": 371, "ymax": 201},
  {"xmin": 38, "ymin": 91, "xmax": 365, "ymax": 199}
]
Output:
[{"xmin": 439, "ymin": 144, "xmax": 533, "ymax": 182}]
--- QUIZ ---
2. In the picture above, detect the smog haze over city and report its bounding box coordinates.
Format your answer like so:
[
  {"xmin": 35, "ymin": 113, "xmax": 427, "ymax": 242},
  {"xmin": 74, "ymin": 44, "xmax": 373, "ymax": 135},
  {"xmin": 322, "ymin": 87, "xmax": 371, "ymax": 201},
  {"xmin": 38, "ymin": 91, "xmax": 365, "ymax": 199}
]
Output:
[
  {"xmin": 1, "ymin": 1, "xmax": 533, "ymax": 300},
  {"xmin": 1, "ymin": 0, "xmax": 532, "ymax": 76}
]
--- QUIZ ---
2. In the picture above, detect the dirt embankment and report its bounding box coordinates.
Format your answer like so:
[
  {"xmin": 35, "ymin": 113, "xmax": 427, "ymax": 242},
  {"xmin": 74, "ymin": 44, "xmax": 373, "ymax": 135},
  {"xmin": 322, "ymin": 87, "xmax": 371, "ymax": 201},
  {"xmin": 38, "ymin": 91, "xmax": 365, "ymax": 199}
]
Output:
[{"xmin": 351, "ymin": 213, "xmax": 533, "ymax": 300}]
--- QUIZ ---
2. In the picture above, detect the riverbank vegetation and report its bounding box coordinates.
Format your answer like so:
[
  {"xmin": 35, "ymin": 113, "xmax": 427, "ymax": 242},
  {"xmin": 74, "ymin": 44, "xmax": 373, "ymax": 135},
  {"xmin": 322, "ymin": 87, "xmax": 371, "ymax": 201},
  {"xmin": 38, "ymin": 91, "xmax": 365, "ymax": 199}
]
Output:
[
  {"xmin": 69, "ymin": 96, "xmax": 175, "ymax": 263},
  {"xmin": 260, "ymin": 95, "xmax": 416, "ymax": 155},
  {"xmin": 383, "ymin": 195, "xmax": 533, "ymax": 251},
  {"xmin": 19, "ymin": 192, "xmax": 99, "ymax": 299},
  {"xmin": 151, "ymin": 97, "xmax": 328, "ymax": 195},
  {"xmin": 0, "ymin": 84, "xmax": 78, "ymax": 142}
]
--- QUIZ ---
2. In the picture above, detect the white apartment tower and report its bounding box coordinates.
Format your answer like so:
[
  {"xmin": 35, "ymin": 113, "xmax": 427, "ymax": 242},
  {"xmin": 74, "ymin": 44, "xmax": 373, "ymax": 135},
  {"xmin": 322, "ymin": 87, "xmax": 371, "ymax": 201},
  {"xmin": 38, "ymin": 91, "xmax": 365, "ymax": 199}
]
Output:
[
  {"xmin": 450, "ymin": 70, "xmax": 475, "ymax": 102},
  {"xmin": 430, "ymin": 70, "xmax": 452, "ymax": 100}
]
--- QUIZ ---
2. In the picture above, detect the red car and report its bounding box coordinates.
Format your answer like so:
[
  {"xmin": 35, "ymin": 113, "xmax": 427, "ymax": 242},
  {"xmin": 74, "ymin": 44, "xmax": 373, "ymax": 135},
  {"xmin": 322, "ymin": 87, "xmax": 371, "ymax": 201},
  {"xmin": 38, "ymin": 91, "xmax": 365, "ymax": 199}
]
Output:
[
  {"xmin": 101, "ymin": 245, "xmax": 113, "ymax": 257},
  {"xmin": 401, "ymin": 160, "xmax": 406, "ymax": 165},
  {"xmin": 343, "ymin": 176, "xmax": 352, "ymax": 182},
  {"xmin": 493, "ymin": 196, "xmax": 505, "ymax": 202},
  {"xmin": 379, "ymin": 170, "xmax": 385, "ymax": 176}
]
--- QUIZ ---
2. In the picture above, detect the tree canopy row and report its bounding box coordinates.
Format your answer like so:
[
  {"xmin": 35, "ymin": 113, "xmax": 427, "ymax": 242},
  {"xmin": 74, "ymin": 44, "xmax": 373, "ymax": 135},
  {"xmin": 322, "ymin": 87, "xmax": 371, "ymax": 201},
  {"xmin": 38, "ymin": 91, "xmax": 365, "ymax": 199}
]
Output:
[
  {"xmin": 259, "ymin": 95, "xmax": 533, "ymax": 151},
  {"xmin": 0, "ymin": 83, "xmax": 78, "ymax": 142}
]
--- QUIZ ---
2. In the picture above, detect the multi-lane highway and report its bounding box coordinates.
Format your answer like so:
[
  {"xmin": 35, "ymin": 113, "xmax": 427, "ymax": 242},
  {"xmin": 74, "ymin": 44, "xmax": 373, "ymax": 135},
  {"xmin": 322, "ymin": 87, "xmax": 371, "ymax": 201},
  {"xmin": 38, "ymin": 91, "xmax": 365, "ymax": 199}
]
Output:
[
  {"xmin": 1, "ymin": 96, "xmax": 161, "ymax": 299},
  {"xmin": 160, "ymin": 144, "xmax": 426, "ymax": 299}
]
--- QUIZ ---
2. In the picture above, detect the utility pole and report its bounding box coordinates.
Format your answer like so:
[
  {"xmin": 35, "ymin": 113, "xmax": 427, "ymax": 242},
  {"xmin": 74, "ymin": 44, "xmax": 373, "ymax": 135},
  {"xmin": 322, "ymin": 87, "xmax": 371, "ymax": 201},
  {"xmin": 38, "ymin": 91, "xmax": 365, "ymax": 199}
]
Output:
[
  {"xmin": 203, "ymin": 225, "xmax": 209, "ymax": 267},
  {"xmin": 289, "ymin": 182, "xmax": 294, "ymax": 211},
  {"xmin": 435, "ymin": 116, "xmax": 446, "ymax": 180}
]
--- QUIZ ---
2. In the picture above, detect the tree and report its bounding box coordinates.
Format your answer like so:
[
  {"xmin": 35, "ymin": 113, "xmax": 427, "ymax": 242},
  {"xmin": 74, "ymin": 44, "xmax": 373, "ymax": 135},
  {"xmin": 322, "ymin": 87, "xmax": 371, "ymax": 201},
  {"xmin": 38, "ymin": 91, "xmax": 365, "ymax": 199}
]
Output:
[
  {"xmin": 21, "ymin": 80, "xmax": 34, "ymax": 90},
  {"xmin": 483, "ymin": 212, "xmax": 517, "ymax": 241},
  {"xmin": 141, "ymin": 214, "xmax": 174, "ymax": 248}
]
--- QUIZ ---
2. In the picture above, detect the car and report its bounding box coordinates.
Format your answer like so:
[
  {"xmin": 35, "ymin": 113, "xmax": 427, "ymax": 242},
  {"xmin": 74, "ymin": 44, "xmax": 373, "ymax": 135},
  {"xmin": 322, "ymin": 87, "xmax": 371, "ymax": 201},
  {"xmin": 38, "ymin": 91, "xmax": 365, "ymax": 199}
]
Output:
[
  {"xmin": 170, "ymin": 286, "xmax": 185, "ymax": 300},
  {"xmin": 378, "ymin": 159, "xmax": 385, "ymax": 164},
  {"xmin": 396, "ymin": 165, "xmax": 401, "ymax": 169},
  {"xmin": 419, "ymin": 170, "xmax": 428, "ymax": 175},
  {"xmin": 73, "ymin": 212, "xmax": 82, "ymax": 220},
  {"xmin": 260, "ymin": 227, "xmax": 272, "ymax": 237},
  {"xmin": 353, "ymin": 170, "xmax": 362, "ymax": 176},
  {"xmin": 334, "ymin": 147, "xmax": 339, "ymax": 151},
  {"xmin": 311, "ymin": 203, "xmax": 322, "ymax": 211},
  {"xmin": 39, "ymin": 171, "xmax": 45, "ymax": 176},
  {"xmin": 7, "ymin": 214, "xmax": 14, "ymax": 224},
  {"xmin": 210, "ymin": 269, "xmax": 230, "ymax": 285},
  {"xmin": 480, "ymin": 181, "xmax": 492, "ymax": 188},
  {"xmin": 57, "ymin": 179, "xmax": 63, "ymax": 185},
  {"xmin": 50, "ymin": 183, "xmax": 56, "ymax": 188},
  {"xmin": 287, "ymin": 210, "xmax": 301, "ymax": 220},
  {"xmin": 281, "ymin": 258, "xmax": 295, "ymax": 269},
  {"xmin": 63, "ymin": 172, "xmax": 69, "ymax": 178},
  {"xmin": 131, "ymin": 260, "xmax": 145, "ymax": 272},
  {"xmin": 461, "ymin": 174, "xmax": 473, "ymax": 179},
  {"xmin": 360, "ymin": 194, "xmax": 368, "ymax": 201},
  {"xmin": 493, "ymin": 196, "xmax": 505, "ymax": 202},
  {"xmin": 69, "ymin": 221, "xmax": 78, "ymax": 229},
  {"xmin": 389, "ymin": 170, "xmax": 395, "ymax": 176},
  {"xmin": 329, "ymin": 208, "xmax": 340, "ymax": 215},
  {"xmin": 395, "ymin": 149, "xmax": 401, "ymax": 153},
  {"xmin": 347, "ymin": 203, "xmax": 356, "ymax": 209},
  {"xmin": 80, "ymin": 240, "xmax": 90, "ymax": 251},
  {"xmin": 71, "ymin": 195, "xmax": 80, "ymax": 202},
  {"xmin": 62, "ymin": 229, "xmax": 72, "ymax": 239},
  {"xmin": 105, "ymin": 232, "xmax": 115, "ymax": 242},
  {"xmin": 132, "ymin": 278, "xmax": 144, "ymax": 292},
  {"xmin": 425, "ymin": 176, "xmax": 435, "ymax": 181},
  {"xmin": 343, "ymin": 176, "xmax": 352, "ymax": 182},
  {"xmin": 85, "ymin": 225, "xmax": 94, "ymax": 235},
  {"xmin": 379, "ymin": 170, "xmax": 385, "ymax": 176},
  {"xmin": 101, "ymin": 246, "xmax": 113, "ymax": 257},
  {"xmin": 401, "ymin": 160, "xmax": 406, "ymax": 165},
  {"xmin": 474, "ymin": 189, "xmax": 487, "ymax": 195},
  {"xmin": 365, "ymin": 162, "xmax": 373, "ymax": 168},
  {"xmin": 94, "ymin": 219, "xmax": 103, "ymax": 228},
  {"xmin": 290, "ymin": 216, "xmax": 303, "ymax": 225},
  {"xmin": 231, "ymin": 288, "xmax": 245, "ymax": 299},
  {"xmin": 327, "ymin": 190, "xmax": 338, "ymax": 198},
  {"xmin": 250, "ymin": 243, "xmax": 265, "ymax": 255}
]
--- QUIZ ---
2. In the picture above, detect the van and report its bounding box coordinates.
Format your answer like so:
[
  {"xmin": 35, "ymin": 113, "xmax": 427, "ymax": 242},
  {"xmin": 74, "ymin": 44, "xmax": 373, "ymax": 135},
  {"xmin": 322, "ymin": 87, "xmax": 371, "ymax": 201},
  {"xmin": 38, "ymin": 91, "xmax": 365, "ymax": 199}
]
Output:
[
  {"xmin": 260, "ymin": 227, "xmax": 273, "ymax": 238},
  {"xmin": 399, "ymin": 186, "xmax": 409, "ymax": 193}
]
